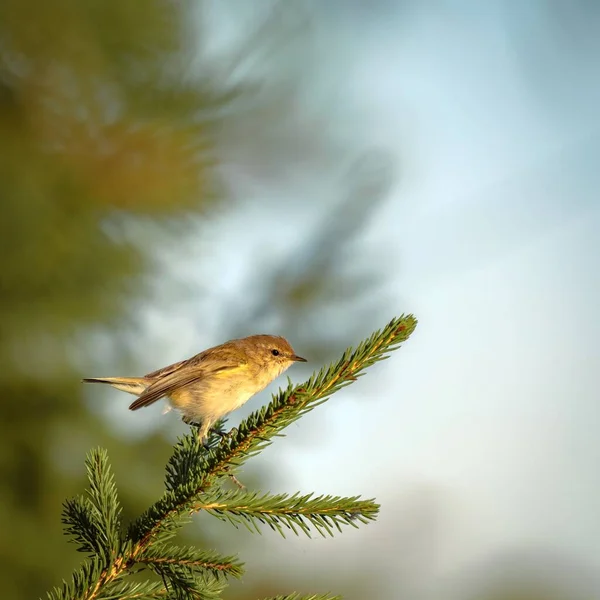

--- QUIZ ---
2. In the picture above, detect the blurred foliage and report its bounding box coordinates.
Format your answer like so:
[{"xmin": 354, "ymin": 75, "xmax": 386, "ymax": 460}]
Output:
[
  {"xmin": 0, "ymin": 1, "xmax": 230, "ymax": 597},
  {"xmin": 463, "ymin": 551, "xmax": 599, "ymax": 600},
  {"xmin": 0, "ymin": 0, "xmax": 225, "ymax": 351}
]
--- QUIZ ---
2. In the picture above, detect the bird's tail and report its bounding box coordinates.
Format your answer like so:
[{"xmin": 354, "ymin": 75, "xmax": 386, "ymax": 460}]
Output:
[{"xmin": 82, "ymin": 377, "xmax": 150, "ymax": 396}]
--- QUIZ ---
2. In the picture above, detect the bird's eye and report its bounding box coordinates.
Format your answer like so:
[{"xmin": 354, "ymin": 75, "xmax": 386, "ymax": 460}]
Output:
[{"xmin": 271, "ymin": 349, "xmax": 280, "ymax": 356}]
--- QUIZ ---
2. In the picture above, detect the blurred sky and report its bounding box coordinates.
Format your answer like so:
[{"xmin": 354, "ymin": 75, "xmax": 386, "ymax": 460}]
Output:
[{"xmin": 90, "ymin": 2, "xmax": 600, "ymax": 598}]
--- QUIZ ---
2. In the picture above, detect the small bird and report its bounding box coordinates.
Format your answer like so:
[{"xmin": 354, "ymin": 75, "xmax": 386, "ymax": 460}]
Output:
[{"xmin": 83, "ymin": 335, "xmax": 306, "ymax": 444}]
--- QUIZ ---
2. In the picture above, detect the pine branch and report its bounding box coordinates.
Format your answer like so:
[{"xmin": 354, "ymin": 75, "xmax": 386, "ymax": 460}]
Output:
[
  {"xmin": 62, "ymin": 496, "xmax": 103, "ymax": 556},
  {"xmin": 62, "ymin": 449, "xmax": 122, "ymax": 561},
  {"xmin": 85, "ymin": 449, "xmax": 122, "ymax": 560},
  {"xmin": 93, "ymin": 579, "xmax": 166, "ymax": 600},
  {"xmin": 137, "ymin": 545, "xmax": 244, "ymax": 580},
  {"xmin": 196, "ymin": 489, "xmax": 379, "ymax": 538},
  {"xmin": 45, "ymin": 557, "xmax": 107, "ymax": 600},
  {"xmin": 130, "ymin": 315, "xmax": 417, "ymax": 547},
  {"xmin": 46, "ymin": 315, "xmax": 417, "ymax": 600},
  {"xmin": 152, "ymin": 564, "xmax": 226, "ymax": 600}
]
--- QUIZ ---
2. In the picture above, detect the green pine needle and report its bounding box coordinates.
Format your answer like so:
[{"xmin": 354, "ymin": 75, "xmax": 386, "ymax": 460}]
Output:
[
  {"xmin": 62, "ymin": 496, "xmax": 102, "ymax": 555},
  {"xmin": 45, "ymin": 557, "xmax": 107, "ymax": 600},
  {"xmin": 93, "ymin": 579, "xmax": 165, "ymax": 600},
  {"xmin": 85, "ymin": 449, "xmax": 123, "ymax": 559},
  {"xmin": 62, "ymin": 448, "xmax": 123, "ymax": 561},
  {"xmin": 196, "ymin": 489, "xmax": 379, "ymax": 539},
  {"xmin": 153, "ymin": 563, "xmax": 226, "ymax": 600},
  {"xmin": 138, "ymin": 545, "xmax": 244, "ymax": 580}
]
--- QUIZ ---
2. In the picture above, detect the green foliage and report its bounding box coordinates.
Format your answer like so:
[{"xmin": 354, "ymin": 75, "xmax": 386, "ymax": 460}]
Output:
[
  {"xmin": 48, "ymin": 315, "xmax": 417, "ymax": 599},
  {"xmin": 196, "ymin": 490, "xmax": 378, "ymax": 538},
  {"xmin": 138, "ymin": 545, "xmax": 244, "ymax": 580},
  {"xmin": 0, "ymin": 2, "xmax": 235, "ymax": 596}
]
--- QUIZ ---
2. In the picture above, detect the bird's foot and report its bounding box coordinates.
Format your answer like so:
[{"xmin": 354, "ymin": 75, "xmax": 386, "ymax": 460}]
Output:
[
  {"xmin": 183, "ymin": 417, "xmax": 234, "ymax": 449},
  {"xmin": 196, "ymin": 432, "xmax": 210, "ymax": 451},
  {"xmin": 228, "ymin": 473, "xmax": 245, "ymax": 489},
  {"xmin": 213, "ymin": 426, "xmax": 238, "ymax": 439}
]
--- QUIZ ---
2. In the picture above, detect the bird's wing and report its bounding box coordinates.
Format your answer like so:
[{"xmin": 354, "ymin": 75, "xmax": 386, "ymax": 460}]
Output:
[
  {"xmin": 144, "ymin": 358, "xmax": 190, "ymax": 379},
  {"xmin": 130, "ymin": 349, "xmax": 246, "ymax": 411}
]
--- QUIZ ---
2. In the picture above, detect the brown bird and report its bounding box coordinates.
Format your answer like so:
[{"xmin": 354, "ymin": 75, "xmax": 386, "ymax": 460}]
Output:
[{"xmin": 83, "ymin": 334, "xmax": 306, "ymax": 443}]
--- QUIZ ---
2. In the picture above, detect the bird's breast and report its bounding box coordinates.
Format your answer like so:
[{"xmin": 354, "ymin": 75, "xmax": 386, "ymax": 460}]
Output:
[{"xmin": 166, "ymin": 366, "xmax": 278, "ymax": 422}]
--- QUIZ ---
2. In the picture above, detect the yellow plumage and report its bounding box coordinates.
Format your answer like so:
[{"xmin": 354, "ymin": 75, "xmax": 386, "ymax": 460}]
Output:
[{"xmin": 83, "ymin": 335, "xmax": 306, "ymax": 443}]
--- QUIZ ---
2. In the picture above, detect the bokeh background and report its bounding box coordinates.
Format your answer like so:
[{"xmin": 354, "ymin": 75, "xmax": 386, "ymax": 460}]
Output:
[{"xmin": 2, "ymin": 1, "xmax": 599, "ymax": 599}]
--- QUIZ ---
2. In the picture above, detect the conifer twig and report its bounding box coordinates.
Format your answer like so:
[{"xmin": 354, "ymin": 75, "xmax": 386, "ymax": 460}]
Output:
[
  {"xmin": 130, "ymin": 315, "xmax": 417, "ymax": 549},
  {"xmin": 47, "ymin": 314, "xmax": 417, "ymax": 600}
]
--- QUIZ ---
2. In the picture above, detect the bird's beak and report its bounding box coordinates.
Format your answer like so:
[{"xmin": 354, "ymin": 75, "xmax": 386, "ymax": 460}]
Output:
[{"xmin": 291, "ymin": 354, "xmax": 307, "ymax": 362}]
